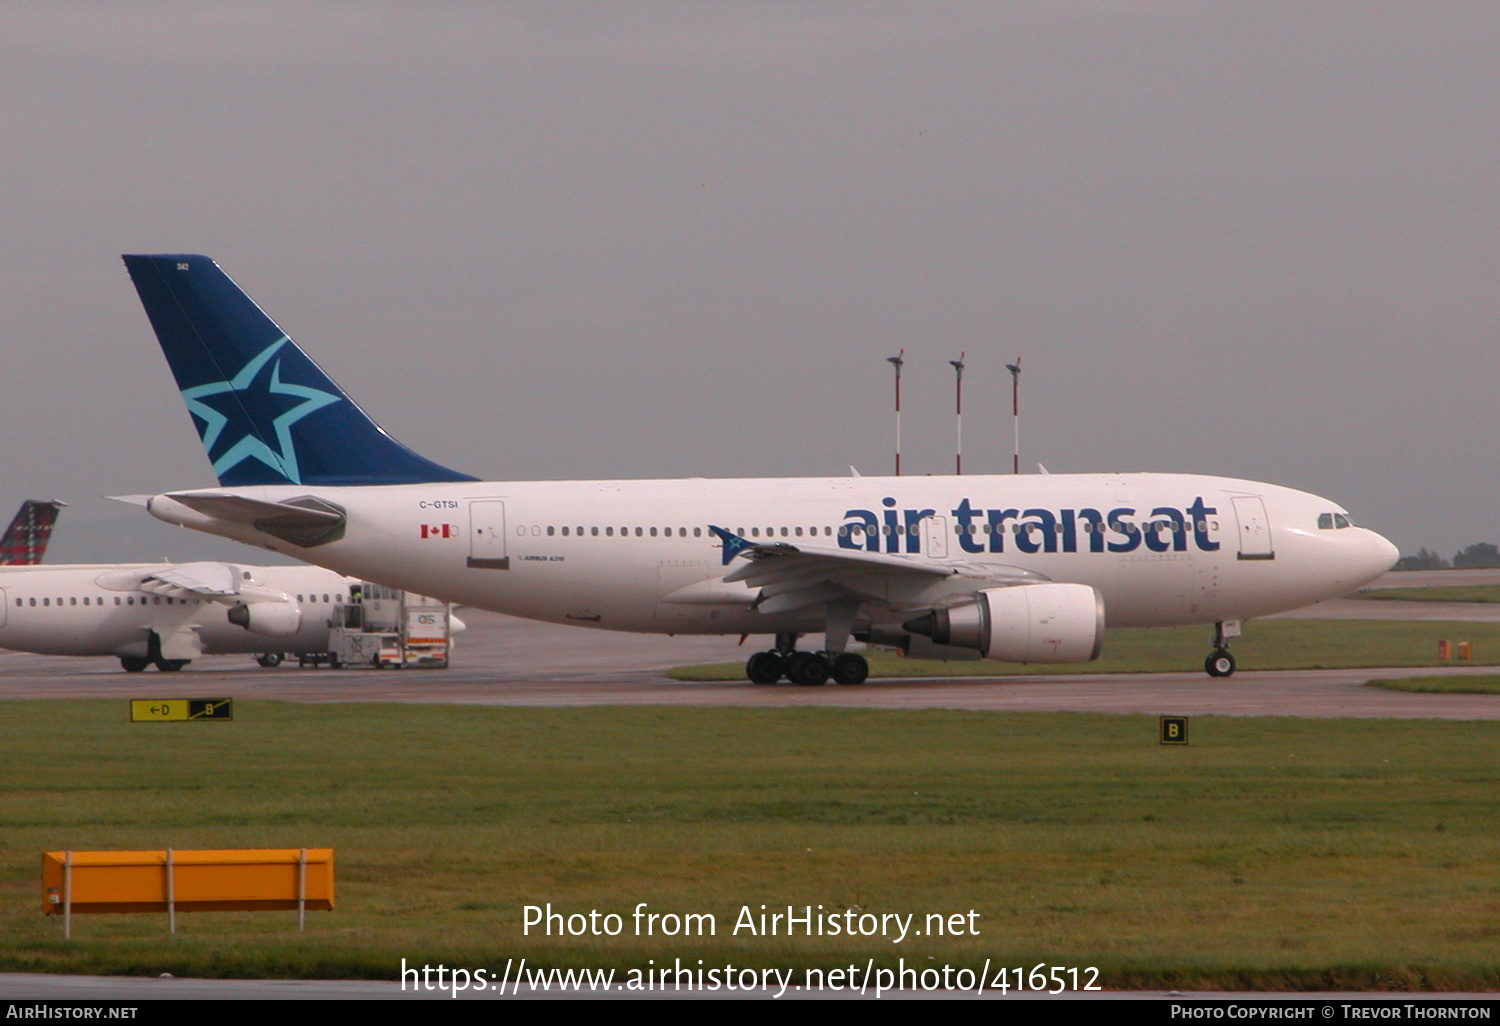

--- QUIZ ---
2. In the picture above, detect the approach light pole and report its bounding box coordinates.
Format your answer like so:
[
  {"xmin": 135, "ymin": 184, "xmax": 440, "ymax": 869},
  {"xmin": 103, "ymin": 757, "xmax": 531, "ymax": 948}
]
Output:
[
  {"xmin": 950, "ymin": 352, "xmax": 965, "ymax": 475},
  {"xmin": 887, "ymin": 350, "xmax": 905, "ymax": 476},
  {"xmin": 1005, "ymin": 358, "xmax": 1021, "ymax": 474}
]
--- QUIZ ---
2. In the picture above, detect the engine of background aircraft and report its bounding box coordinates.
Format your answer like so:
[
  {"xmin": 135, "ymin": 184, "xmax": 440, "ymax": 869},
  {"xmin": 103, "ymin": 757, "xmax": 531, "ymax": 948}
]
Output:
[{"xmin": 227, "ymin": 601, "xmax": 303, "ymax": 637}]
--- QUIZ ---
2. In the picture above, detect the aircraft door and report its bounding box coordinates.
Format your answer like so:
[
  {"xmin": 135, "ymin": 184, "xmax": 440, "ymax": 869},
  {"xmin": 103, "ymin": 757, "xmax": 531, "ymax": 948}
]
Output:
[
  {"xmin": 922, "ymin": 515, "xmax": 949, "ymax": 559},
  {"xmin": 467, "ymin": 500, "xmax": 510, "ymax": 569},
  {"xmin": 1232, "ymin": 496, "xmax": 1275, "ymax": 560}
]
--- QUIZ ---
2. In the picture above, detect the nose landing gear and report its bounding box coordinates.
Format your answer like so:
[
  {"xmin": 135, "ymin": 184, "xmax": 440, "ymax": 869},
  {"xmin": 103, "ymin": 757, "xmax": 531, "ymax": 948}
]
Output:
[
  {"xmin": 1204, "ymin": 649, "xmax": 1236, "ymax": 677},
  {"xmin": 1204, "ymin": 620, "xmax": 1240, "ymax": 677}
]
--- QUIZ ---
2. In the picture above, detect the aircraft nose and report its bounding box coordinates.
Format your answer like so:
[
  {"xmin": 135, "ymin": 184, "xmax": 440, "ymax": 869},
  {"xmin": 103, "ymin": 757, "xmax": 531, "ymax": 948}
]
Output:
[{"xmin": 1360, "ymin": 530, "xmax": 1400, "ymax": 582}]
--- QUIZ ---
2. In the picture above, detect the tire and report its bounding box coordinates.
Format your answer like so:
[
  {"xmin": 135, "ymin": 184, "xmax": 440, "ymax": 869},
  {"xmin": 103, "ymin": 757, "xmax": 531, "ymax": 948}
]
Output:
[
  {"xmin": 256, "ymin": 652, "xmax": 284, "ymax": 668},
  {"xmin": 745, "ymin": 651, "xmax": 785, "ymax": 684},
  {"xmin": 1204, "ymin": 649, "xmax": 1236, "ymax": 678},
  {"xmin": 830, "ymin": 653, "xmax": 869, "ymax": 686},
  {"xmin": 787, "ymin": 652, "xmax": 830, "ymax": 687},
  {"xmin": 120, "ymin": 656, "xmax": 149, "ymax": 673},
  {"xmin": 155, "ymin": 660, "xmax": 188, "ymax": 672}
]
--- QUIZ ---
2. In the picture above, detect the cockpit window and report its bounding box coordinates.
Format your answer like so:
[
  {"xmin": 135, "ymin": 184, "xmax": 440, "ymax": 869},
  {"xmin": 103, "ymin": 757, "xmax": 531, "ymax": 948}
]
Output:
[
  {"xmin": 1333, "ymin": 513, "xmax": 1351, "ymax": 529},
  {"xmin": 1318, "ymin": 512, "xmax": 1353, "ymax": 530}
]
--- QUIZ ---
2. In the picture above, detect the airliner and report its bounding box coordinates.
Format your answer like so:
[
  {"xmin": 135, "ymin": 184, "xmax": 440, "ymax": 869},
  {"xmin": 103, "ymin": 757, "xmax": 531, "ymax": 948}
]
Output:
[
  {"xmin": 118, "ymin": 254, "xmax": 1398, "ymax": 685},
  {"xmin": 0, "ymin": 557, "xmax": 360, "ymax": 671}
]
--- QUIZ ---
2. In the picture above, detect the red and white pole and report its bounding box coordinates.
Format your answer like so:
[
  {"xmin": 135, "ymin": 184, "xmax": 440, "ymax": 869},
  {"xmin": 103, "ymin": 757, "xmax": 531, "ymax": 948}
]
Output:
[
  {"xmin": 887, "ymin": 350, "xmax": 905, "ymax": 476},
  {"xmin": 1006, "ymin": 357, "xmax": 1021, "ymax": 474},
  {"xmin": 950, "ymin": 352, "xmax": 965, "ymax": 475}
]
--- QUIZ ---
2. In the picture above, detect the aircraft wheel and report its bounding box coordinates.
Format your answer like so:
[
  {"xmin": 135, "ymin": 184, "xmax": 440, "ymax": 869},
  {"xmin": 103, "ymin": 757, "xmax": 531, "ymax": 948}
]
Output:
[
  {"xmin": 787, "ymin": 652, "xmax": 830, "ymax": 687},
  {"xmin": 256, "ymin": 652, "xmax": 284, "ymax": 668},
  {"xmin": 745, "ymin": 651, "xmax": 784, "ymax": 684},
  {"xmin": 830, "ymin": 652, "xmax": 869, "ymax": 685},
  {"xmin": 120, "ymin": 656, "xmax": 149, "ymax": 673},
  {"xmin": 155, "ymin": 660, "xmax": 188, "ymax": 672},
  {"xmin": 328, "ymin": 654, "xmax": 342, "ymax": 669},
  {"xmin": 1204, "ymin": 649, "xmax": 1236, "ymax": 678}
]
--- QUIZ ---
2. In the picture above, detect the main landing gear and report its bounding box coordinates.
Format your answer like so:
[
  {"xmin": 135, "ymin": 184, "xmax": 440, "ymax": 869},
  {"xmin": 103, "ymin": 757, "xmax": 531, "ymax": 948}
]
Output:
[
  {"xmin": 118, "ymin": 655, "xmax": 189, "ymax": 672},
  {"xmin": 745, "ymin": 632, "xmax": 868, "ymax": 686},
  {"xmin": 1204, "ymin": 620, "xmax": 1237, "ymax": 678}
]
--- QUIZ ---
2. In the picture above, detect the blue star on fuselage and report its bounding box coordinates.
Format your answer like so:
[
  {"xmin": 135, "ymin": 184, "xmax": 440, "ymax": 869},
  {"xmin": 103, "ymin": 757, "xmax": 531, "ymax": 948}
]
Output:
[{"xmin": 180, "ymin": 337, "xmax": 342, "ymax": 484}]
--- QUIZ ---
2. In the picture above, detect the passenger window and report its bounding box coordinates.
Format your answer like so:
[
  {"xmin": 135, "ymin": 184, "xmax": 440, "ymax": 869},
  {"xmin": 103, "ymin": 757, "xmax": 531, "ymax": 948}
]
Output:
[
  {"xmin": 650, "ymin": 527, "xmax": 658, "ymax": 537},
  {"xmin": 547, "ymin": 526, "xmax": 555, "ymax": 536},
  {"xmin": 606, "ymin": 527, "xmax": 614, "ymax": 536},
  {"xmin": 694, "ymin": 527, "xmax": 702, "ymax": 537},
  {"xmin": 592, "ymin": 527, "xmax": 599, "ymax": 536},
  {"xmin": 634, "ymin": 527, "xmax": 643, "ymax": 537},
  {"xmin": 561, "ymin": 526, "xmax": 569, "ymax": 536}
]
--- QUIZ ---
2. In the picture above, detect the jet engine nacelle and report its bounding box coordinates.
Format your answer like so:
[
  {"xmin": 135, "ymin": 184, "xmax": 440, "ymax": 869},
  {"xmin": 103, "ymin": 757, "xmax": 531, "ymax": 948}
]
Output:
[
  {"xmin": 903, "ymin": 583, "xmax": 1104, "ymax": 664},
  {"xmin": 227, "ymin": 601, "xmax": 302, "ymax": 637}
]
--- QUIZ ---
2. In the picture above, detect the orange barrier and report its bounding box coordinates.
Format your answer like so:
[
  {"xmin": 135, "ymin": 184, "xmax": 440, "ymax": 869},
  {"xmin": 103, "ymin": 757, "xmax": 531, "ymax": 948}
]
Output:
[
  {"xmin": 1456, "ymin": 641, "xmax": 1473, "ymax": 660},
  {"xmin": 43, "ymin": 848, "xmax": 333, "ymax": 937},
  {"xmin": 1439, "ymin": 640, "xmax": 1451, "ymax": 660}
]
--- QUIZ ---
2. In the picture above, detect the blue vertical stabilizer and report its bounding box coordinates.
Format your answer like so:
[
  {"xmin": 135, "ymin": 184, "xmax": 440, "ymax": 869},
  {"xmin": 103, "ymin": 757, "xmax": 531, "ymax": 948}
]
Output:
[{"xmin": 122, "ymin": 254, "xmax": 476, "ymax": 487}]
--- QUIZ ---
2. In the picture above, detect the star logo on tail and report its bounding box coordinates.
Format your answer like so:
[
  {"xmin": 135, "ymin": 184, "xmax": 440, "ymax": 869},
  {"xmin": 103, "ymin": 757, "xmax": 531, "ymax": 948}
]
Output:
[{"xmin": 180, "ymin": 337, "xmax": 342, "ymax": 484}]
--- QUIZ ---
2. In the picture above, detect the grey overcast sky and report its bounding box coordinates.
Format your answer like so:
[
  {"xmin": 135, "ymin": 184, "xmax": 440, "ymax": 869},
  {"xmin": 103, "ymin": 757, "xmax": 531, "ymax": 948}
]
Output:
[{"xmin": 1, "ymin": 1, "xmax": 1496, "ymax": 563}]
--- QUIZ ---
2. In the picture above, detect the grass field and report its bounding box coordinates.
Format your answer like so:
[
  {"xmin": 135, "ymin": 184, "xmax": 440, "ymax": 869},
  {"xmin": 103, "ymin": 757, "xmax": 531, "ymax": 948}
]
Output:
[
  {"xmin": 670, "ymin": 619, "xmax": 1500, "ymax": 680},
  {"xmin": 3, "ymin": 700, "xmax": 1499, "ymax": 990},
  {"xmin": 1369, "ymin": 675, "xmax": 1500, "ymax": 695},
  {"xmin": 1360, "ymin": 586, "xmax": 1500, "ymax": 604}
]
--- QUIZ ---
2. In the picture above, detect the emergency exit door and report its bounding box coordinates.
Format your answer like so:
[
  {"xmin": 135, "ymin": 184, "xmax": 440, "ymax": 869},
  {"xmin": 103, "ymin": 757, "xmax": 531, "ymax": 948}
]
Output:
[{"xmin": 467, "ymin": 500, "xmax": 510, "ymax": 569}]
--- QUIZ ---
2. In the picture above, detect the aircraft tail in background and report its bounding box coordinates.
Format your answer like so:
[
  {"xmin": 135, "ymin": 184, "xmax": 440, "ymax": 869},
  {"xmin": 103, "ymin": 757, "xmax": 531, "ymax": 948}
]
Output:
[{"xmin": 0, "ymin": 500, "xmax": 65, "ymax": 565}]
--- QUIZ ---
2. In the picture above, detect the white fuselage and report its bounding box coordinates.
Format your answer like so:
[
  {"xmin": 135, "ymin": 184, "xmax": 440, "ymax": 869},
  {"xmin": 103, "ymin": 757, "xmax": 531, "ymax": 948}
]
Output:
[
  {"xmin": 0, "ymin": 563, "xmax": 356, "ymax": 659},
  {"xmin": 145, "ymin": 472, "xmax": 1398, "ymax": 639}
]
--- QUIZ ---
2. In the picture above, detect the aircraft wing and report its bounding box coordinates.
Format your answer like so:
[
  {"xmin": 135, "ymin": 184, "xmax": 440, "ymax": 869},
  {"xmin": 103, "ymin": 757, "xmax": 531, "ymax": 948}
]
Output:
[
  {"xmin": 137, "ymin": 561, "xmax": 246, "ymax": 599},
  {"xmin": 709, "ymin": 526, "xmax": 1045, "ymax": 615}
]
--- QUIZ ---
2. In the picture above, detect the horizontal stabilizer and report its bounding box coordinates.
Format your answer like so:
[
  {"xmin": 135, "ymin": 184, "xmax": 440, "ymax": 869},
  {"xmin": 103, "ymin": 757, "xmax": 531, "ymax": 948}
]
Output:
[
  {"xmin": 165, "ymin": 493, "xmax": 343, "ymax": 527},
  {"xmin": 161, "ymin": 492, "xmax": 347, "ymax": 548}
]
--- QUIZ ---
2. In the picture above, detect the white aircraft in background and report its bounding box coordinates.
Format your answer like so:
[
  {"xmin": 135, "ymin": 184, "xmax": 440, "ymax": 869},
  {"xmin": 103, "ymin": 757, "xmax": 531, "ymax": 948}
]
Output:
[
  {"xmin": 0, "ymin": 556, "xmax": 360, "ymax": 672},
  {"xmin": 119, "ymin": 254, "xmax": 1399, "ymax": 684}
]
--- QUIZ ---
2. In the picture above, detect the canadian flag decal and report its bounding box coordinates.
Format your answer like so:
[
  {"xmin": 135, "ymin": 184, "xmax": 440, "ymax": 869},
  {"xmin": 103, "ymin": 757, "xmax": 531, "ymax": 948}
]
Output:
[{"xmin": 420, "ymin": 524, "xmax": 454, "ymax": 539}]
